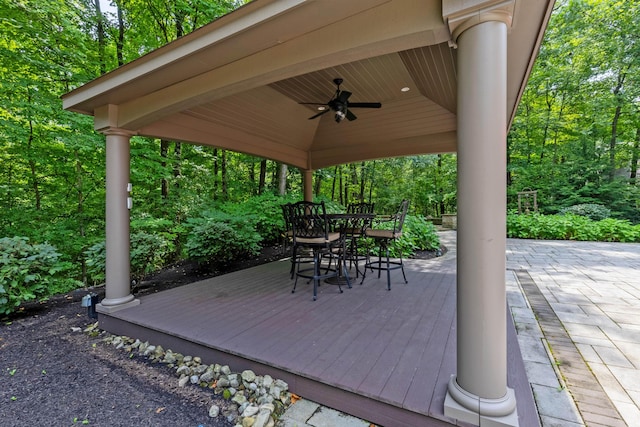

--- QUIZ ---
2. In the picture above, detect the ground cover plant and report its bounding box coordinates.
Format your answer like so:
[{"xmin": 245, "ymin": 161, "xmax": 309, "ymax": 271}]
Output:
[{"xmin": 507, "ymin": 212, "xmax": 640, "ymax": 242}]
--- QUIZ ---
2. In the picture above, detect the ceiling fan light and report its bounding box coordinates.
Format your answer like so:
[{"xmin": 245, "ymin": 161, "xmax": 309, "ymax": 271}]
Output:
[{"xmin": 335, "ymin": 110, "xmax": 346, "ymax": 122}]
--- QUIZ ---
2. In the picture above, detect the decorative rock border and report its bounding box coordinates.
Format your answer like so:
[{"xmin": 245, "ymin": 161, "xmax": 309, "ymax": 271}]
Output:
[{"xmin": 87, "ymin": 323, "xmax": 293, "ymax": 427}]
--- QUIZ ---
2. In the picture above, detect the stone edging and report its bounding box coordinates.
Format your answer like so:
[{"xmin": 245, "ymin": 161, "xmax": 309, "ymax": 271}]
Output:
[{"xmin": 84, "ymin": 322, "xmax": 293, "ymax": 427}]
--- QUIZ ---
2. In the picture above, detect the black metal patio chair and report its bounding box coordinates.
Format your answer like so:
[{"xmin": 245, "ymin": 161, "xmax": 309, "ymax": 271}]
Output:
[
  {"xmin": 290, "ymin": 201, "xmax": 350, "ymax": 300},
  {"xmin": 343, "ymin": 202, "xmax": 375, "ymax": 278},
  {"xmin": 360, "ymin": 199, "xmax": 409, "ymax": 290}
]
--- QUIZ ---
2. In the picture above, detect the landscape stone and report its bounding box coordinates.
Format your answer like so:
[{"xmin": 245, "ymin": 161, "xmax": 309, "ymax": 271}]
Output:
[{"xmin": 209, "ymin": 404, "xmax": 220, "ymax": 417}]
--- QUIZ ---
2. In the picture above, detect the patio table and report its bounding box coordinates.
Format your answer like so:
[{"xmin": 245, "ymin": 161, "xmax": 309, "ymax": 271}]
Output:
[{"xmin": 325, "ymin": 212, "xmax": 375, "ymax": 286}]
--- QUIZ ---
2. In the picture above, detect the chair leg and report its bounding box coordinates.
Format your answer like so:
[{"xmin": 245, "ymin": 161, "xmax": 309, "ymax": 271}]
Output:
[
  {"xmin": 385, "ymin": 244, "xmax": 391, "ymax": 291},
  {"xmin": 313, "ymin": 250, "xmax": 320, "ymax": 301},
  {"xmin": 290, "ymin": 246, "xmax": 297, "ymax": 279},
  {"xmin": 292, "ymin": 265, "xmax": 299, "ymax": 294},
  {"xmin": 377, "ymin": 241, "xmax": 384, "ymax": 279},
  {"xmin": 360, "ymin": 252, "xmax": 368, "ymax": 285},
  {"xmin": 360, "ymin": 239, "xmax": 375, "ymax": 285},
  {"xmin": 340, "ymin": 254, "xmax": 350, "ymax": 290},
  {"xmin": 399, "ymin": 251, "xmax": 407, "ymax": 284}
]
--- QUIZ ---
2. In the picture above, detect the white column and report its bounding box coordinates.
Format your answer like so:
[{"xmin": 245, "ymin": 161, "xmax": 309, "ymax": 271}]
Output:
[
  {"xmin": 303, "ymin": 169, "xmax": 313, "ymax": 201},
  {"xmin": 443, "ymin": 11, "xmax": 518, "ymax": 427},
  {"xmin": 97, "ymin": 129, "xmax": 139, "ymax": 312}
]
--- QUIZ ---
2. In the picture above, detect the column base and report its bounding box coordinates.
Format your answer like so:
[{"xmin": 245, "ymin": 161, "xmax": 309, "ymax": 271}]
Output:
[
  {"xmin": 444, "ymin": 375, "xmax": 519, "ymax": 427},
  {"xmin": 96, "ymin": 298, "xmax": 140, "ymax": 314}
]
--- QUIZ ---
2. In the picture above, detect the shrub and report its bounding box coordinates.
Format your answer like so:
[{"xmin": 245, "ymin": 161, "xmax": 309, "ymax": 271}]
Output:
[
  {"xmin": 0, "ymin": 237, "xmax": 81, "ymax": 315},
  {"xmin": 84, "ymin": 231, "xmax": 176, "ymax": 285},
  {"xmin": 218, "ymin": 193, "xmax": 299, "ymax": 245},
  {"xmin": 595, "ymin": 218, "xmax": 640, "ymax": 242},
  {"xmin": 559, "ymin": 204, "xmax": 611, "ymax": 221},
  {"xmin": 507, "ymin": 213, "xmax": 640, "ymax": 242},
  {"xmin": 363, "ymin": 214, "xmax": 441, "ymax": 258},
  {"xmin": 84, "ymin": 241, "xmax": 106, "ymax": 285},
  {"xmin": 185, "ymin": 221, "xmax": 261, "ymax": 265}
]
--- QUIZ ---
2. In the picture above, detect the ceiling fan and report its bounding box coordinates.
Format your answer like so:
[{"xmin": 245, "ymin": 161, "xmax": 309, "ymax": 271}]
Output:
[{"xmin": 300, "ymin": 78, "xmax": 382, "ymax": 123}]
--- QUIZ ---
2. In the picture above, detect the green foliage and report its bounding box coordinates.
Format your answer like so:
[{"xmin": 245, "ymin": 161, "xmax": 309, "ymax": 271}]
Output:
[
  {"xmin": 130, "ymin": 232, "xmax": 177, "ymax": 279},
  {"xmin": 363, "ymin": 214, "xmax": 441, "ymax": 258},
  {"xmin": 559, "ymin": 204, "xmax": 611, "ymax": 221},
  {"xmin": 84, "ymin": 231, "xmax": 176, "ymax": 285},
  {"xmin": 400, "ymin": 215, "xmax": 441, "ymax": 253},
  {"xmin": 507, "ymin": 213, "xmax": 640, "ymax": 242},
  {"xmin": 84, "ymin": 242, "xmax": 106, "ymax": 285},
  {"xmin": 217, "ymin": 193, "xmax": 300, "ymax": 245},
  {"xmin": 595, "ymin": 218, "xmax": 640, "ymax": 242},
  {"xmin": 184, "ymin": 221, "xmax": 261, "ymax": 265},
  {"xmin": 0, "ymin": 237, "xmax": 81, "ymax": 315},
  {"xmin": 507, "ymin": 0, "xmax": 640, "ymax": 223}
]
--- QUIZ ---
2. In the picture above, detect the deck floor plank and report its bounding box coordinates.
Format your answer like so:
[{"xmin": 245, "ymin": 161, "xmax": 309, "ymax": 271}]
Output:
[{"xmin": 101, "ymin": 251, "xmax": 539, "ymax": 427}]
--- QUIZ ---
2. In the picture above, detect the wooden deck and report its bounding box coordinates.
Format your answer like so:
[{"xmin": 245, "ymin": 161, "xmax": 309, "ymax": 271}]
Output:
[{"xmin": 99, "ymin": 249, "xmax": 539, "ymax": 427}]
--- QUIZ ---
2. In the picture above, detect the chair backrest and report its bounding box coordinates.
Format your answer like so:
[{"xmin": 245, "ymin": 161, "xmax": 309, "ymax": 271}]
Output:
[
  {"xmin": 346, "ymin": 202, "xmax": 375, "ymax": 214},
  {"xmin": 393, "ymin": 199, "xmax": 410, "ymax": 233},
  {"xmin": 290, "ymin": 201, "xmax": 329, "ymax": 240},
  {"xmin": 281, "ymin": 203, "xmax": 293, "ymax": 233},
  {"xmin": 345, "ymin": 202, "xmax": 375, "ymax": 234}
]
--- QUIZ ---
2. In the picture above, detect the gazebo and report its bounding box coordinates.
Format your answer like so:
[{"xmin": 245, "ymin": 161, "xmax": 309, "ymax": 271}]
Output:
[{"xmin": 63, "ymin": 1, "xmax": 555, "ymax": 426}]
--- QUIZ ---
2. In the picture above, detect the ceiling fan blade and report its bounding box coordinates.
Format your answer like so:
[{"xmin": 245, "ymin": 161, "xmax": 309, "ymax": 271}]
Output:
[
  {"xmin": 346, "ymin": 109, "xmax": 358, "ymax": 121},
  {"xmin": 348, "ymin": 102, "xmax": 382, "ymax": 109},
  {"xmin": 299, "ymin": 102, "xmax": 328, "ymax": 106},
  {"xmin": 338, "ymin": 90, "xmax": 352, "ymax": 103},
  {"xmin": 308, "ymin": 109, "xmax": 330, "ymax": 120}
]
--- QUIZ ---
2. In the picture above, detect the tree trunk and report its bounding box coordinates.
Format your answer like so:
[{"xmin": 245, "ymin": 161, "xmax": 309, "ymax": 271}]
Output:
[
  {"xmin": 27, "ymin": 119, "xmax": 41, "ymax": 210},
  {"xmin": 551, "ymin": 91, "xmax": 566, "ymax": 165},
  {"xmin": 368, "ymin": 161, "xmax": 376, "ymax": 203},
  {"xmin": 258, "ymin": 159, "xmax": 267, "ymax": 194},
  {"xmin": 173, "ymin": 142, "xmax": 181, "ymax": 190},
  {"xmin": 348, "ymin": 163, "xmax": 358, "ymax": 203},
  {"xmin": 115, "ymin": 0, "xmax": 125, "ymax": 66},
  {"xmin": 338, "ymin": 167, "xmax": 344, "ymax": 205},
  {"xmin": 278, "ymin": 163, "xmax": 287, "ymax": 195},
  {"xmin": 331, "ymin": 166, "xmax": 338, "ymax": 201},
  {"xmin": 608, "ymin": 103, "xmax": 622, "ymax": 182},
  {"xmin": 221, "ymin": 149, "xmax": 228, "ymax": 200},
  {"xmin": 359, "ymin": 162, "xmax": 366, "ymax": 201},
  {"xmin": 314, "ymin": 169, "xmax": 322, "ymax": 196},
  {"xmin": 608, "ymin": 71, "xmax": 626, "ymax": 182},
  {"xmin": 248, "ymin": 159, "xmax": 256, "ymax": 192},
  {"xmin": 160, "ymin": 139, "xmax": 170, "ymax": 199},
  {"xmin": 540, "ymin": 85, "xmax": 553, "ymax": 161},
  {"xmin": 213, "ymin": 148, "xmax": 219, "ymax": 199},
  {"xmin": 437, "ymin": 154, "xmax": 445, "ymax": 216},
  {"xmin": 93, "ymin": 0, "xmax": 106, "ymax": 74}
]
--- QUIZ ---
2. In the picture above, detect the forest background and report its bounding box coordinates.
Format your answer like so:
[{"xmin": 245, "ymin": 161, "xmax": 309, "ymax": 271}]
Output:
[{"xmin": 0, "ymin": 0, "xmax": 639, "ymax": 310}]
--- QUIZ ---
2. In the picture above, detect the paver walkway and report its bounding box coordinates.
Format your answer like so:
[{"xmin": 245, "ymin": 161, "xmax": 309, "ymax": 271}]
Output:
[
  {"xmin": 279, "ymin": 233, "xmax": 640, "ymax": 427},
  {"xmin": 507, "ymin": 237, "xmax": 640, "ymax": 427}
]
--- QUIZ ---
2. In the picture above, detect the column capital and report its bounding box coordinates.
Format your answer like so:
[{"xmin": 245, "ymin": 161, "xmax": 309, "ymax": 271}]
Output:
[
  {"xmin": 101, "ymin": 127, "xmax": 137, "ymax": 138},
  {"xmin": 94, "ymin": 104, "xmax": 138, "ymax": 137},
  {"xmin": 443, "ymin": 0, "xmax": 515, "ymax": 46}
]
